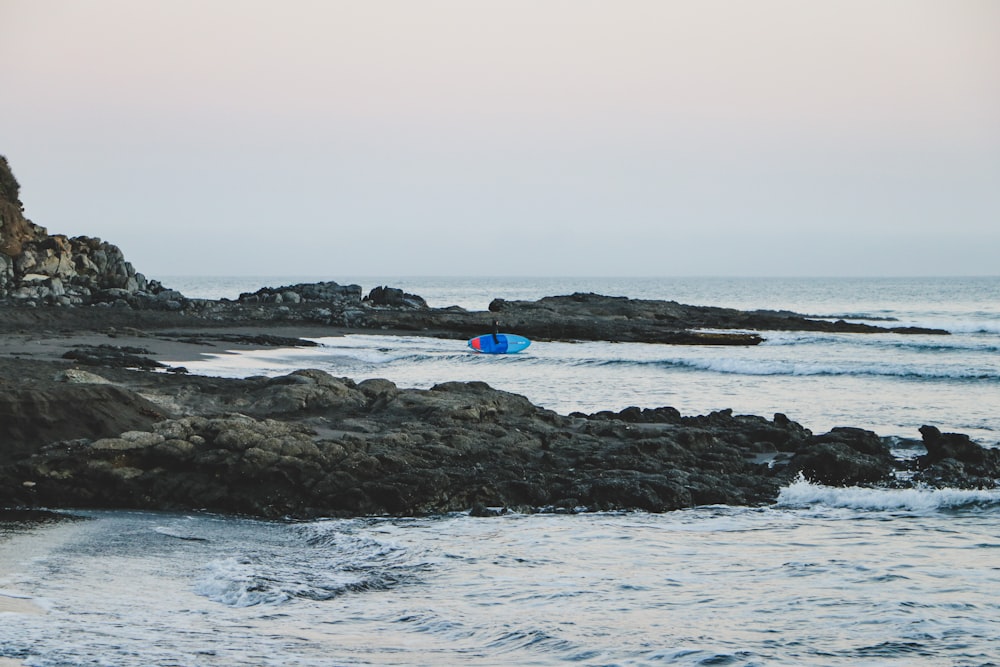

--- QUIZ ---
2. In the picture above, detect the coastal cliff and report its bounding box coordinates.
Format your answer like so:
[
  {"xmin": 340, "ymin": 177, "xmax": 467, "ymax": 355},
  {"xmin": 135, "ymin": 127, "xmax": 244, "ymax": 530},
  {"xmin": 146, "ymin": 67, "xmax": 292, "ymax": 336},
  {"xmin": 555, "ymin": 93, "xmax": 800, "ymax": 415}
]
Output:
[{"xmin": 0, "ymin": 155, "xmax": 174, "ymax": 307}]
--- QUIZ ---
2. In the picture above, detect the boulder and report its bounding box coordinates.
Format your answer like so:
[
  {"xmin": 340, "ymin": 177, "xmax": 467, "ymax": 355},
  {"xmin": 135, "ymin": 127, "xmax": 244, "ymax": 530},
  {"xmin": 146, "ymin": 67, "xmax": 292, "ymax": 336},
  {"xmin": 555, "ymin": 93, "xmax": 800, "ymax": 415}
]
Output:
[
  {"xmin": 913, "ymin": 425, "xmax": 1000, "ymax": 488},
  {"xmin": 789, "ymin": 427, "xmax": 895, "ymax": 485},
  {"xmin": 364, "ymin": 285, "xmax": 428, "ymax": 309}
]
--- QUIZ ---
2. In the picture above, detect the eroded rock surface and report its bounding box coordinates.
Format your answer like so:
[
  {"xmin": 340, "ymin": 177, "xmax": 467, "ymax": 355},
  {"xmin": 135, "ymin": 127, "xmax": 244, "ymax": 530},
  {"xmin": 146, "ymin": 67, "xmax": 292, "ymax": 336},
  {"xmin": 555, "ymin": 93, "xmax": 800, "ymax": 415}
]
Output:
[{"xmin": 4, "ymin": 368, "xmax": 991, "ymax": 518}]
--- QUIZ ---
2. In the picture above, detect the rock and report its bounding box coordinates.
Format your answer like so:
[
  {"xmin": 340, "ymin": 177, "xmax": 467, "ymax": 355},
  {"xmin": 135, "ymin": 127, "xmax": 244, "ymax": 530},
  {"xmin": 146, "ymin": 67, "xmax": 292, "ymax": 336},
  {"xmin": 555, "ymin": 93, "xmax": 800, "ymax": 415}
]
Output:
[
  {"xmin": 62, "ymin": 345, "xmax": 166, "ymax": 369},
  {"xmin": 912, "ymin": 425, "xmax": 1000, "ymax": 488},
  {"xmin": 54, "ymin": 369, "xmax": 113, "ymax": 384},
  {"xmin": 236, "ymin": 281, "xmax": 362, "ymax": 306},
  {"xmin": 788, "ymin": 427, "xmax": 895, "ymax": 485},
  {"xmin": 1, "ymin": 157, "xmax": 179, "ymax": 307},
  {"xmin": 484, "ymin": 293, "xmax": 949, "ymax": 340},
  {"xmin": 0, "ymin": 370, "xmax": 800, "ymax": 517},
  {"xmin": 790, "ymin": 440, "xmax": 894, "ymax": 485},
  {"xmin": 2, "ymin": 365, "xmax": 994, "ymax": 518},
  {"xmin": 364, "ymin": 285, "xmax": 428, "ymax": 309},
  {"xmin": 0, "ymin": 385, "xmax": 166, "ymax": 465},
  {"xmin": 918, "ymin": 425, "xmax": 986, "ymax": 465}
]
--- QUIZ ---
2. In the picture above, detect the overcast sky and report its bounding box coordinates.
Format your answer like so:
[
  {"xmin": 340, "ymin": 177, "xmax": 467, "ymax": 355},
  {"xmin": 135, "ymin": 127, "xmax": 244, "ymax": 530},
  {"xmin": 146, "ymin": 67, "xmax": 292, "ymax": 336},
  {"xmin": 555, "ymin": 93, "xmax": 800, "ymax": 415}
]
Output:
[{"xmin": 2, "ymin": 0, "xmax": 998, "ymax": 278}]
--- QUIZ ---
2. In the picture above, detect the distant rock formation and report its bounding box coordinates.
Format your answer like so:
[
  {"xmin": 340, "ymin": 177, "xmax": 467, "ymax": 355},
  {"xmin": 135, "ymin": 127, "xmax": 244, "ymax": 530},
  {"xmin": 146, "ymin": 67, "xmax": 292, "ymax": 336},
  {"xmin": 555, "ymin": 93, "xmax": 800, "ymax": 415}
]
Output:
[
  {"xmin": 237, "ymin": 281, "xmax": 364, "ymax": 305},
  {"xmin": 489, "ymin": 292, "xmax": 951, "ymax": 337},
  {"xmin": 0, "ymin": 155, "xmax": 172, "ymax": 307}
]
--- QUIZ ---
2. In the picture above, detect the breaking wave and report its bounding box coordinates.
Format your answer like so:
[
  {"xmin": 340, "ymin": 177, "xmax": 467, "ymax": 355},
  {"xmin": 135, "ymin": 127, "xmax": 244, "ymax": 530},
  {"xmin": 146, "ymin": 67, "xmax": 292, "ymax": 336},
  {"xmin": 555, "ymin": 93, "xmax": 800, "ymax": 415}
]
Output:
[
  {"xmin": 194, "ymin": 522, "xmax": 424, "ymax": 607},
  {"xmin": 776, "ymin": 476, "xmax": 1000, "ymax": 512}
]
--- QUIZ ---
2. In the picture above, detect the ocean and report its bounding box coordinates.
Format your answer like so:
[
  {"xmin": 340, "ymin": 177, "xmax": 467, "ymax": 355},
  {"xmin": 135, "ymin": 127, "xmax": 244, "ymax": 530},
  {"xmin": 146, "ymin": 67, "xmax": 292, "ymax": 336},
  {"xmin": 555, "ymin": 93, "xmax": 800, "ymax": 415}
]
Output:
[{"xmin": 2, "ymin": 276, "xmax": 999, "ymax": 666}]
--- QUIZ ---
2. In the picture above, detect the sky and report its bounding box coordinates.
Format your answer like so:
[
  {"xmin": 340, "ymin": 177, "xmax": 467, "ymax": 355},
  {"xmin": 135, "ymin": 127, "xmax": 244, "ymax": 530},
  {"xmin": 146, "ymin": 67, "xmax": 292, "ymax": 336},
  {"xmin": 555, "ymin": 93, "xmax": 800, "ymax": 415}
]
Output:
[{"xmin": 1, "ymin": 0, "xmax": 998, "ymax": 278}]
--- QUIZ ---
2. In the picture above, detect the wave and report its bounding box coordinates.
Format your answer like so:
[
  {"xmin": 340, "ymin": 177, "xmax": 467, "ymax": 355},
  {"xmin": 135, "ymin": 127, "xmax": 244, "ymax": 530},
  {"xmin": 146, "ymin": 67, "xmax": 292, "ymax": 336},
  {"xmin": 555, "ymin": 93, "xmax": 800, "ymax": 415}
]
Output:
[
  {"xmin": 580, "ymin": 356, "xmax": 999, "ymax": 380},
  {"xmin": 788, "ymin": 312, "xmax": 1000, "ymax": 336},
  {"xmin": 194, "ymin": 523, "xmax": 423, "ymax": 607},
  {"xmin": 941, "ymin": 320, "xmax": 1000, "ymax": 335},
  {"xmin": 758, "ymin": 330, "xmax": 1000, "ymax": 353},
  {"xmin": 776, "ymin": 476, "xmax": 1000, "ymax": 512}
]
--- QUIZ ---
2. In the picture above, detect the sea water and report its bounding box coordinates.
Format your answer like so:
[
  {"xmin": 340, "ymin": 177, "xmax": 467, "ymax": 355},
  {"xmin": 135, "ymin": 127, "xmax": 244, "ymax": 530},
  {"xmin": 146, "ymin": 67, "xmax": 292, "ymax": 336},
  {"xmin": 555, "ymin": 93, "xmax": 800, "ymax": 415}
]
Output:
[
  {"xmin": 2, "ymin": 276, "xmax": 999, "ymax": 666},
  {"xmin": 164, "ymin": 275, "xmax": 1000, "ymax": 442}
]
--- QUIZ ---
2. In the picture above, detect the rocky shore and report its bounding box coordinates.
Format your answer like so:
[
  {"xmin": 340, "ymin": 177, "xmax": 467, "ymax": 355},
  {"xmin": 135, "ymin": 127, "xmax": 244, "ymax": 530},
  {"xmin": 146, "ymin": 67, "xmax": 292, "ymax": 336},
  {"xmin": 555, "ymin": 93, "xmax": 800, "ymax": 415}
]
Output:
[
  {"xmin": 2, "ymin": 154, "xmax": 995, "ymax": 519},
  {"xmin": 2, "ymin": 351, "xmax": 997, "ymax": 519}
]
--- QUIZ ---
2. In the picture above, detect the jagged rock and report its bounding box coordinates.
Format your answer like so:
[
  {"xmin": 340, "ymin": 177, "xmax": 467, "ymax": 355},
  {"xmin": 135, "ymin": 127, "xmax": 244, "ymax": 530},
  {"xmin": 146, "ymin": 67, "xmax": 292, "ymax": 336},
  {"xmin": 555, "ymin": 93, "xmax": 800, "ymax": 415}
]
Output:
[
  {"xmin": 1, "ymin": 156, "xmax": 176, "ymax": 307},
  {"xmin": 912, "ymin": 425, "xmax": 1000, "ymax": 488},
  {"xmin": 2, "ymin": 367, "xmax": 995, "ymax": 518},
  {"xmin": 790, "ymin": 441, "xmax": 894, "ymax": 486},
  {"xmin": 0, "ymin": 370, "xmax": 799, "ymax": 516},
  {"xmin": 918, "ymin": 425, "xmax": 987, "ymax": 464},
  {"xmin": 364, "ymin": 285, "xmax": 428, "ymax": 309},
  {"xmin": 237, "ymin": 281, "xmax": 362, "ymax": 305}
]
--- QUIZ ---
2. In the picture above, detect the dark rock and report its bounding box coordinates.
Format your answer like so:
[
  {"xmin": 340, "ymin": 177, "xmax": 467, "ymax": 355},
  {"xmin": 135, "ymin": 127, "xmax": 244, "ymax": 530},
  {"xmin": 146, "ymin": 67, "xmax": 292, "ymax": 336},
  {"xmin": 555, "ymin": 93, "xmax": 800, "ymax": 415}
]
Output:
[
  {"xmin": 1, "ymin": 365, "xmax": 994, "ymax": 517},
  {"xmin": 364, "ymin": 286, "xmax": 428, "ymax": 309},
  {"xmin": 0, "ymin": 385, "xmax": 165, "ymax": 465},
  {"xmin": 62, "ymin": 345, "xmax": 166, "ymax": 369},
  {"xmin": 0, "ymin": 369, "xmax": 820, "ymax": 517},
  {"xmin": 912, "ymin": 425, "xmax": 1000, "ymax": 488},
  {"xmin": 236, "ymin": 281, "xmax": 362, "ymax": 305},
  {"xmin": 789, "ymin": 427, "xmax": 896, "ymax": 485},
  {"xmin": 487, "ymin": 292, "xmax": 949, "ymax": 339},
  {"xmin": 918, "ymin": 425, "xmax": 987, "ymax": 465}
]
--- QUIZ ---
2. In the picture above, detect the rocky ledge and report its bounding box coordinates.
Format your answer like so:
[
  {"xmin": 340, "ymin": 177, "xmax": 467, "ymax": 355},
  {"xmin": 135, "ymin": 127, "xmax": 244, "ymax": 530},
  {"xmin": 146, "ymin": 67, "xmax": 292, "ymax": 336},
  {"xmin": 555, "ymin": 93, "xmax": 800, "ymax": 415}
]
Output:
[{"xmin": 1, "ymin": 366, "xmax": 996, "ymax": 519}]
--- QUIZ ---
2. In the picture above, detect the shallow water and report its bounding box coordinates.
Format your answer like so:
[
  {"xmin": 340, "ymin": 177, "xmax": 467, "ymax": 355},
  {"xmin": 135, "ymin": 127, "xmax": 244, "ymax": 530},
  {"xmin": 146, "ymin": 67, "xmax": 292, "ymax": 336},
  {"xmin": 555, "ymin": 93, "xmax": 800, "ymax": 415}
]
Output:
[
  {"xmin": 2, "ymin": 481, "xmax": 1000, "ymax": 666},
  {"xmin": 169, "ymin": 328, "xmax": 1000, "ymax": 443},
  {"xmin": 162, "ymin": 276, "xmax": 1000, "ymax": 443}
]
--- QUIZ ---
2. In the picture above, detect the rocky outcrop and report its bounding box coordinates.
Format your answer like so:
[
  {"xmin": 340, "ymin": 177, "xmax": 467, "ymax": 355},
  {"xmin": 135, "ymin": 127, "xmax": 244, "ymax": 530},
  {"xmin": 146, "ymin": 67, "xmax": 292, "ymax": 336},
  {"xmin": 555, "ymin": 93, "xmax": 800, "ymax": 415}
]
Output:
[
  {"xmin": 788, "ymin": 427, "xmax": 896, "ymax": 485},
  {"xmin": 0, "ymin": 155, "xmax": 34, "ymax": 259},
  {"xmin": 363, "ymin": 285, "xmax": 428, "ymax": 309},
  {"xmin": 911, "ymin": 425, "xmax": 1000, "ymax": 488},
  {"xmin": 5, "ymin": 368, "xmax": 987, "ymax": 518},
  {"xmin": 489, "ymin": 292, "xmax": 950, "ymax": 337},
  {"xmin": 0, "ymin": 384, "xmax": 166, "ymax": 466},
  {"xmin": 236, "ymin": 281, "xmax": 364, "ymax": 306},
  {"xmin": 0, "ymin": 155, "xmax": 173, "ymax": 307},
  {"xmin": 0, "ymin": 371, "xmax": 784, "ymax": 515}
]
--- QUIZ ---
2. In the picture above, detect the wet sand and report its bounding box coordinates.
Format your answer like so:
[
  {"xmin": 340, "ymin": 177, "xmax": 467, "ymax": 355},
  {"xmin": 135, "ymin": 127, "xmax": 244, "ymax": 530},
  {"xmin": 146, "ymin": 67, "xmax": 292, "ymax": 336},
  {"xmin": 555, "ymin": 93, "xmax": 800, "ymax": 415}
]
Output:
[
  {"xmin": 0, "ymin": 592, "xmax": 44, "ymax": 615},
  {"xmin": 0, "ymin": 324, "xmax": 346, "ymax": 368}
]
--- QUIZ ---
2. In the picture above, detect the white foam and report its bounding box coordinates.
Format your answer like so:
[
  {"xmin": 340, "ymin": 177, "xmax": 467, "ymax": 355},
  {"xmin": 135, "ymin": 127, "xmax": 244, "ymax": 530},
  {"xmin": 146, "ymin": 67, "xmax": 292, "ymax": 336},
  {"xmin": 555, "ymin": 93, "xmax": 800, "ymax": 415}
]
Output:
[
  {"xmin": 193, "ymin": 557, "xmax": 290, "ymax": 607},
  {"xmin": 776, "ymin": 475, "xmax": 1000, "ymax": 512}
]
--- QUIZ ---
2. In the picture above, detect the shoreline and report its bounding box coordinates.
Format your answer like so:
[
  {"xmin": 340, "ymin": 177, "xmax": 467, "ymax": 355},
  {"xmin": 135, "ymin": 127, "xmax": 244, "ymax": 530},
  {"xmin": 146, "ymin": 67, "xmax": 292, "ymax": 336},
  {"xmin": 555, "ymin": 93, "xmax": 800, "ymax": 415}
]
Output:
[{"xmin": 0, "ymin": 323, "xmax": 349, "ymax": 368}]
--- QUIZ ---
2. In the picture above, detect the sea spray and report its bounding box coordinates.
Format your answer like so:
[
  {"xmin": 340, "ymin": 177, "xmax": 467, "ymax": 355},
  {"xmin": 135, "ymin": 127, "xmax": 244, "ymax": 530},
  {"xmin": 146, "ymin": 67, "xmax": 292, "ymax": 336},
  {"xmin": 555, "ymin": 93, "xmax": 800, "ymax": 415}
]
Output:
[{"xmin": 776, "ymin": 474, "xmax": 1000, "ymax": 512}]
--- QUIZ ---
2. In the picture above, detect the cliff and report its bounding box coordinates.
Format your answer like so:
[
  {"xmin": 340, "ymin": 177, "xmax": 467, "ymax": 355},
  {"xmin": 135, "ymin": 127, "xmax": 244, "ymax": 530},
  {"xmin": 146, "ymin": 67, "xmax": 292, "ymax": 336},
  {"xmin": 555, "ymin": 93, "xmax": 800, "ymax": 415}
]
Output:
[{"xmin": 0, "ymin": 155, "xmax": 171, "ymax": 306}]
